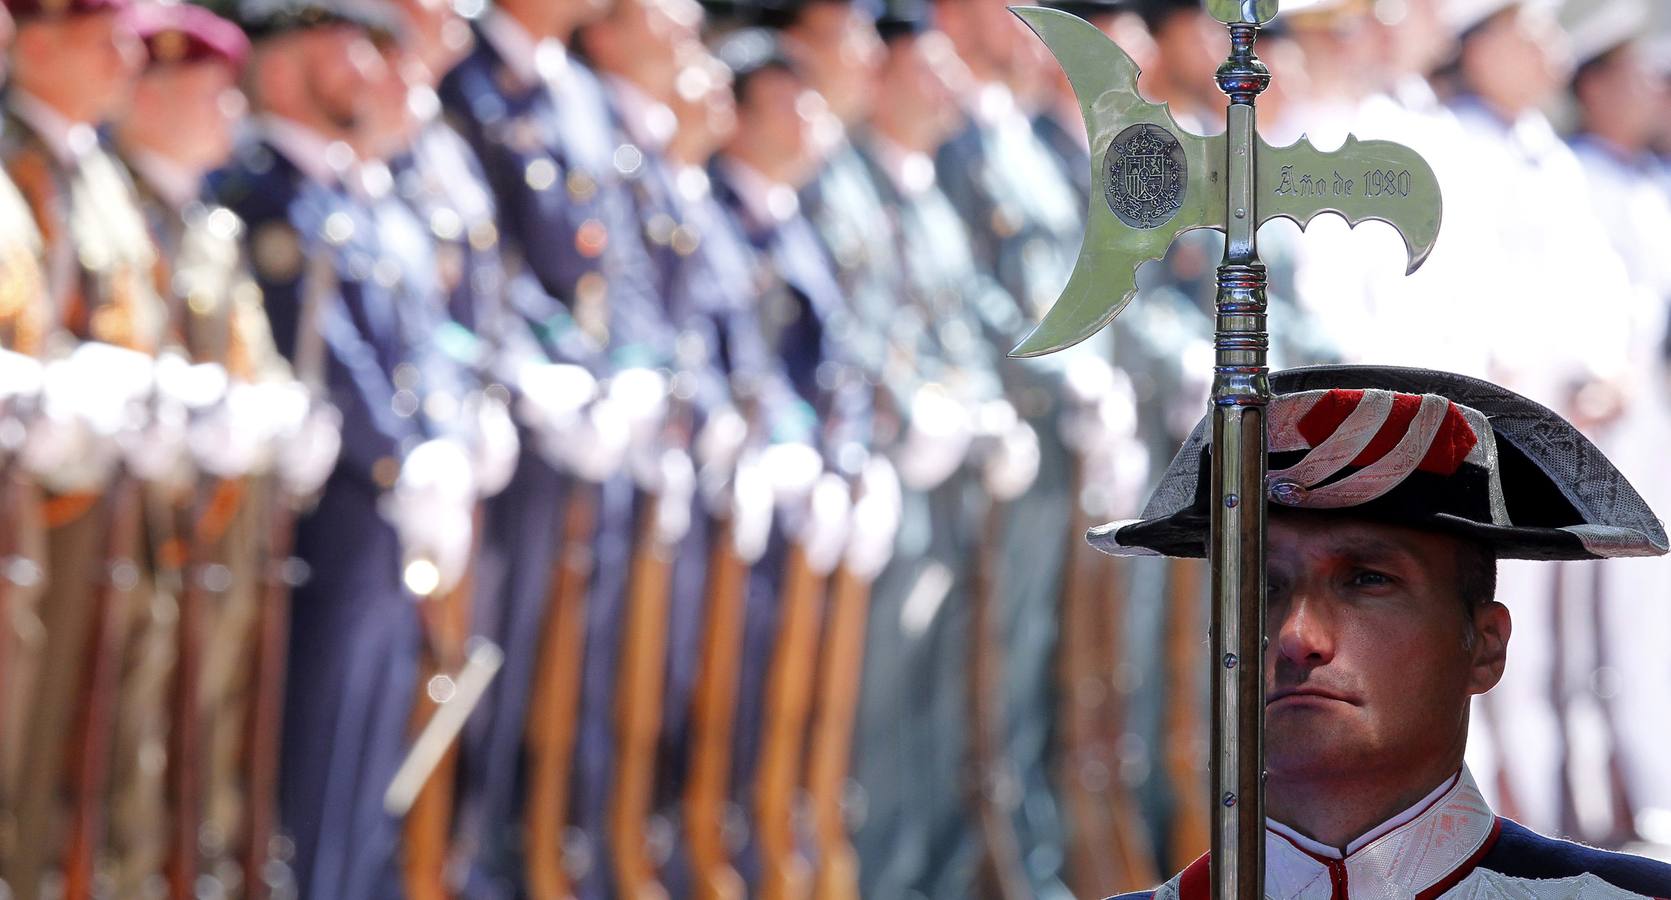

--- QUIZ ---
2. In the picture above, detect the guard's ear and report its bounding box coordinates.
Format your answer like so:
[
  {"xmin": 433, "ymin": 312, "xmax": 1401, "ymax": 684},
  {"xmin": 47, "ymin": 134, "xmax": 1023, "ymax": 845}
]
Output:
[{"xmin": 1466, "ymin": 601, "xmax": 1510, "ymax": 695}]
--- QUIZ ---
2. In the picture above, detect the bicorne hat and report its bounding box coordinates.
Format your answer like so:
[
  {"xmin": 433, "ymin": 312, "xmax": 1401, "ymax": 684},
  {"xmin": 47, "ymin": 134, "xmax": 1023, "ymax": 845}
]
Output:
[{"xmin": 1089, "ymin": 366, "xmax": 1668, "ymax": 561}]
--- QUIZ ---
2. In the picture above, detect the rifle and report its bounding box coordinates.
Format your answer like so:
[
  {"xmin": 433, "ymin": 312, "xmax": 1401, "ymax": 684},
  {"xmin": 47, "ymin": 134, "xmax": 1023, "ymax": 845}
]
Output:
[
  {"xmin": 803, "ymin": 557, "xmax": 870, "ymax": 900},
  {"xmin": 1055, "ymin": 452, "xmax": 1156, "ymax": 897},
  {"xmin": 241, "ymin": 477, "xmax": 296, "ymax": 900},
  {"xmin": 401, "ymin": 503, "xmax": 486, "ymax": 900},
  {"xmin": 754, "ymin": 536, "xmax": 831, "ymax": 900},
  {"xmin": 1161, "ymin": 557, "xmax": 1210, "ymax": 872},
  {"xmin": 608, "ymin": 475, "xmax": 680, "ymax": 900},
  {"xmin": 969, "ymin": 500, "xmax": 1028, "ymax": 900},
  {"xmin": 165, "ymin": 480, "xmax": 215, "ymax": 900},
  {"xmin": 525, "ymin": 481, "xmax": 598, "ymax": 900},
  {"xmin": 61, "ymin": 471, "xmax": 142, "ymax": 900},
  {"xmin": 682, "ymin": 512, "xmax": 748, "ymax": 900}
]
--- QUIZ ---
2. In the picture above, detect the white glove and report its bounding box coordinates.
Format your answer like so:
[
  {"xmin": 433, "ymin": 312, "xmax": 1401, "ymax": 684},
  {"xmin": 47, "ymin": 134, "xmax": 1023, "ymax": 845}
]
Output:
[
  {"xmin": 976, "ymin": 400, "xmax": 1039, "ymax": 502},
  {"xmin": 542, "ymin": 396, "xmax": 631, "ymax": 483},
  {"xmin": 517, "ymin": 362, "xmax": 595, "ymax": 430},
  {"xmin": 0, "ymin": 348, "xmax": 43, "ymax": 406},
  {"xmin": 1167, "ymin": 339, "xmax": 1214, "ymax": 440},
  {"xmin": 0, "ymin": 349, "xmax": 44, "ymax": 459},
  {"xmin": 843, "ymin": 456, "xmax": 902, "ymax": 581},
  {"xmin": 146, "ymin": 354, "xmax": 231, "ymax": 488},
  {"xmin": 191, "ymin": 380, "xmax": 271, "ymax": 479},
  {"xmin": 20, "ymin": 343, "xmax": 150, "ymax": 492},
  {"xmin": 470, "ymin": 393, "xmax": 520, "ymax": 498},
  {"xmin": 607, "ymin": 368, "xmax": 669, "ymax": 452},
  {"xmin": 799, "ymin": 472, "xmax": 852, "ymax": 577},
  {"xmin": 276, "ymin": 393, "xmax": 342, "ymax": 498},
  {"xmin": 729, "ymin": 448, "xmax": 775, "ymax": 565},
  {"xmin": 759, "ymin": 441, "xmax": 823, "ymax": 510},
  {"xmin": 694, "ymin": 403, "xmax": 748, "ymax": 477},
  {"xmin": 648, "ymin": 447, "xmax": 697, "ymax": 546},
  {"xmin": 894, "ymin": 384, "xmax": 973, "ymax": 491},
  {"xmin": 388, "ymin": 438, "xmax": 476, "ymax": 597}
]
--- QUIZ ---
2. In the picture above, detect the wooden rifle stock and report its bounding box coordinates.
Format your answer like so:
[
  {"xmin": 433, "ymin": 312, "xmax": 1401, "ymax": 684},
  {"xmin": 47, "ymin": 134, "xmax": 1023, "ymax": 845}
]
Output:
[
  {"xmin": 609, "ymin": 489, "xmax": 676, "ymax": 900},
  {"xmin": 804, "ymin": 559, "xmax": 870, "ymax": 900},
  {"xmin": 525, "ymin": 483, "xmax": 598, "ymax": 900},
  {"xmin": 755, "ymin": 542, "xmax": 829, "ymax": 900},
  {"xmin": 241, "ymin": 480, "xmax": 295, "ymax": 900},
  {"xmin": 62, "ymin": 474, "xmax": 143, "ymax": 900},
  {"xmin": 969, "ymin": 501, "xmax": 1028, "ymax": 900},
  {"xmin": 1056, "ymin": 456, "xmax": 1157, "ymax": 897},
  {"xmin": 0, "ymin": 461, "xmax": 20, "ymax": 775},
  {"xmin": 1161, "ymin": 557, "xmax": 1209, "ymax": 872},
  {"xmin": 682, "ymin": 515, "xmax": 748, "ymax": 900},
  {"xmin": 402, "ymin": 504, "xmax": 485, "ymax": 900},
  {"xmin": 165, "ymin": 483, "xmax": 217, "ymax": 900}
]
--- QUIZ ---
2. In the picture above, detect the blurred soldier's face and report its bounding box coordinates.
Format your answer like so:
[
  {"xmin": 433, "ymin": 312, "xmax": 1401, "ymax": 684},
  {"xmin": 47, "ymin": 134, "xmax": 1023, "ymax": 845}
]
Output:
[
  {"xmin": 1460, "ymin": 7, "xmax": 1569, "ymax": 116},
  {"xmin": 500, "ymin": 0, "xmax": 614, "ymax": 40},
  {"xmin": 877, "ymin": 33, "xmax": 961, "ymax": 149},
  {"xmin": 304, "ymin": 25, "xmax": 386, "ymax": 135},
  {"xmin": 392, "ymin": 0, "xmax": 473, "ymax": 84},
  {"xmin": 1263, "ymin": 513, "xmax": 1509, "ymax": 794},
  {"xmin": 935, "ymin": 0, "xmax": 1031, "ymax": 85},
  {"xmin": 784, "ymin": 0, "xmax": 882, "ymax": 125},
  {"xmin": 361, "ymin": 40, "xmax": 419, "ymax": 157},
  {"xmin": 1150, "ymin": 8, "xmax": 1223, "ymax": 104},
  {"xmin": 586, "ymin": 0, "xmax": 690, "ymax": 101},
  {"xmin": 129, "ymin": 61, "xmax": 246, "ymax": 172},
  {"xmin": 1576, "ymin": 45, "xmax": 1665, "ymax": 153},
  {"xmin": 736, "ymin": 66, "xmax": 820, "ymax": 181},
  {"xmin": 15, "ymin": 10, "xmax": 144, "ymax": 122}
]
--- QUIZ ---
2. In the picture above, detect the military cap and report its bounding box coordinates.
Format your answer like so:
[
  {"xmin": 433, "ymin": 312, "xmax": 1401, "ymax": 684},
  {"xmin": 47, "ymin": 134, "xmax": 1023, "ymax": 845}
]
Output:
[
  {"xmin": 713, "ymin": 26, "xmax": 798, "ymax": 81},
  {"xmin": 1136, "ymin": 0, "xmax": 1198, "ymax": 31},
  {"xmin": 226, "ymin": 0, "xmax": 399, "ymax": 40},
  {"xmin": 1440, "ymin": 0, "xmax": 1551, "ymax": 37},
  {"xmin": 1089, "ymin": 366, "xmax": 1668, "ymax": 562},
  {"xmin": 3, "ymin": 0, "xmax": 129, "ymax": 21},
  {"xmin": 1034, "ymin": 0, "xmax": 1123, "ymax": 24},
  {"xmin": 875, "ymin": 0, "xmax": 929, "ymax": 40},
  {"xmin": 1561, "ymin": 0, "xmax": 1649, "ymax": 70},
  {"xmin": 127, "ymin": 1, "xmax": 251, "ymax": 69},
  {"xmin": 749, "ymin": 0, "xmax": 879, "ymax": 28}
]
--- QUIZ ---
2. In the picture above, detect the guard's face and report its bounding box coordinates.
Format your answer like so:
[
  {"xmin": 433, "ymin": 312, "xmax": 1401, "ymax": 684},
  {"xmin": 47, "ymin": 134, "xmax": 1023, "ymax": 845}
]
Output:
[
  {"xmin": 54, "ymin": 10, "xmax": 143, "ymax": 120},
  {"xmin": 1263, "ymin": 513, "xmax": 1509, "ymax": 789},
  {"xmin": 738, "ymin": 66, "xmax": 819, "ymax": 179},
  {"xmin": 302, "ymin": 25, "xmax": 385, "ymax": 134},
  {"xmin": 132, "ymin": 61, "xmax": 245, "ymax": 170},
  {"xmin": 787, "ymin": 1, "xmax": 882, "ymax": 125}
]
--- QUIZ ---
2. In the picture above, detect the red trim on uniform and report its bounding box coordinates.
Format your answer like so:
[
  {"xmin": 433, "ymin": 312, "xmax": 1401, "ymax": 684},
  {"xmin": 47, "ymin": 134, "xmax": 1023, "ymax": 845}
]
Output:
[
  {"xmin": 1412, "ymin": 817, "xmax": 1504, "ymax": 900},
  {"xmin": 1176, "ymin": 851, "xmax": 1212, "ymax": 900}
]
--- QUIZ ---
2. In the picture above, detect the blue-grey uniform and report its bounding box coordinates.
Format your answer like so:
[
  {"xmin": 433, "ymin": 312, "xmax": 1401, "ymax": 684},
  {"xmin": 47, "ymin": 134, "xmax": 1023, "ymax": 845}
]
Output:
[
  {"xmin": 210, "ymin": 112, "xmax": 471, "ymax": 900},
  {"xmin": 384, "ymin": 107, "xmax": 587, "ymax": 898},
  {"xmin": 437, "ymin": 12, "xmax": 680, "ymax": 898},
  {"xmin": 601, "ymin": 70, "xmax": 830, "ymax": 896},
  {"xmin": 848, "ymin": 128, "xmax": 1021, "ymax": 898},
  {"xmin": 933, "ymin": 74, "xmax": 1087, "ymax": 900}
]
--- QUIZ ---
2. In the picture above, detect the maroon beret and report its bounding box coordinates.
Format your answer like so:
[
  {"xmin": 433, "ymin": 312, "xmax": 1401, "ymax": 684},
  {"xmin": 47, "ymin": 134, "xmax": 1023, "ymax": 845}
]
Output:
[
  {"xmin": 4, "ymin": 0, "xmax": 130, "ymax": 21},
  {"xmin": 126, "ymin": 2, "xmax": 250, "ymax": 71}
]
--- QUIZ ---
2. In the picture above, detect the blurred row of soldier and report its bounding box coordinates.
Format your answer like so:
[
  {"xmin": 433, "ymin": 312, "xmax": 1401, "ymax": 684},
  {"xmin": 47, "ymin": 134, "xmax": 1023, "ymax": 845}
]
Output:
[{"xmin": 0, "ymin": 0, "xmax": 1666, "ymax": 896}]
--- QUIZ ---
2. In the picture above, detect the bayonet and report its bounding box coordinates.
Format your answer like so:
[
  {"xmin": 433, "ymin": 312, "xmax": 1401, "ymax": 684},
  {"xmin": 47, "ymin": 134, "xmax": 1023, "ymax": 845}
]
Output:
[{"xmin": 1010, "ymin": 6, "xmax": 1444, "ymax": 899}]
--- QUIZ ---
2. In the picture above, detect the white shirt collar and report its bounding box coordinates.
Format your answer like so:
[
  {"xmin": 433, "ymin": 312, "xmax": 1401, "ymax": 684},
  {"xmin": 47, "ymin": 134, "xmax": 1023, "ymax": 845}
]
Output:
[
  {"xmin": 864, "ymin": 133, "xmax": 936, "ymax": 197},
  {"xmin": 9, "ymin": 90, "xmax": 98, "ymax": 164},
  {"xmin": 1266, "ymin": 769, "xmax": 1495, "ymax": 900},
  {"xmin": 480, "ymin": 10, "xmax": 568, "ymax": 91},
  {"xmin": 605, "ymin": 76, "xmax": 677, "ymax": 153},
  {"xmin": 1156, "ymin": 769, "xmax": 1500, "ymax": 900},
  {"xmin": 256, "ymin": 114, "xmax": 357, "ymax": 186},
  {"xmin": 1267, "ymin": 771, "xmax": 1462, "ymax": 859},
  {"xmin": 126, "ymin": 149, "xmax": 202, "ymax": 211},
  {"xmin": 718, "ymin": 157, "xmax": 799, "ymax": 226}
]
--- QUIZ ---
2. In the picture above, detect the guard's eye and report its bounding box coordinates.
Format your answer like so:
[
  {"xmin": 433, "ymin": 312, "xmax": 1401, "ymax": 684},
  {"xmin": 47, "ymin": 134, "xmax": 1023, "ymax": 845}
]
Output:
[{"xmin": 1349, "ymin": 570, "xmax": 1394, "ymax": 588}]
